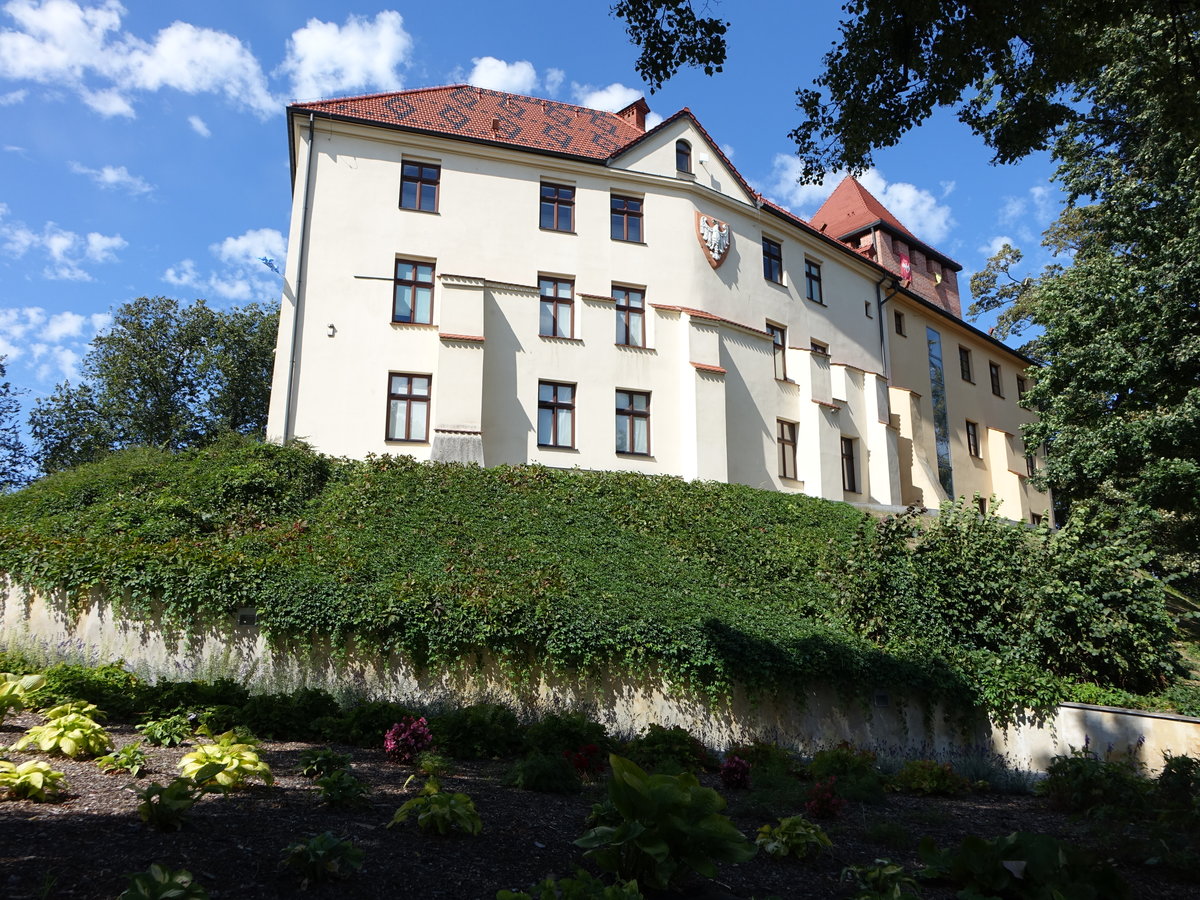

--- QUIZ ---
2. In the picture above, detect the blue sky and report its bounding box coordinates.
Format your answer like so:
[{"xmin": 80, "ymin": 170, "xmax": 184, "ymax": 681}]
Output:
[{"xmin": 0, "ymin": 0, "xmax": 1060, "ymax": 420}]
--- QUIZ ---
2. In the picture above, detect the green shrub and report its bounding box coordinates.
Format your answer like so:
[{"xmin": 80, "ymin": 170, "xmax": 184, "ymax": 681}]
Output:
[
  {"xmin": 1036, "ymin": 747, "xmax": 1149, "ymax": 814},
  {"xmin": 891, "ymin": 759, "xmax": 970, "ymax": 796},
  {"xmin": 575, "ymin": 754, "xmax": 756, "ymax": 891},
  {"xmin": 755, "ymin": 815, "xmax": 831, "ymax": 860},
  {"xmin": 297, "ymin": 747, "xmax": 352, "ymax": 779},
  {"xmin": 387, "ymin": 776, "xmax": 483, "ymax": 835},
  {"xmin": 432, "ymin": 703, "xmax": 524, "ymax": 759},
  {"xmin": 809, "ymin": 743, "xmax": 885, "ymax": 802},
  {"xmin": 133, "ymin": 767, "xmax": 222, "ymax": 831},
  {"xmin": 919, "ymin": 831, "xmax": 1130, "ymax": 898},
  {"xmin": 239, "ymin": 688, "xmax": 340, "ymax": 740},
  {"xmin": 33, "ymin": 662, "xmax": 145, "ymax": 719},
  {"xmin": 139, "ymin": 678, "xmax": 250, "ymax": 718},
  {"xmin": 96, "ymin": 742, "xmax": 148, "ymax": 777},
  {"xmin": 727, "ymin": 740, "xmax": 796, "ymax": 772},
  {"xmin": 840, "ymin": 858, "xmax": 919, "ymax": 900},
  {"xmin": 118, "ymin": 864, "xmax": 209, "ymax": 900},
  {"xmin": 0, "ymin": 759, "xmax": 67, "ymax": 801},
  {"xmin": 506, "ymin": 753, "xmax": 582, "ymax": 794},
  {"xmin": 319, "ymin": 700, "xmax": 415, "ymax": 747},
  {"xmin": 525, "ymin": 711, "xmax": 611, "ymax": 756},
  {"xmin": 417, "ymin": 751, "xmax": 452, "ymax": 776},
  {"xmin": 622, "ymin": 723, "xmax": 712, "ymax": 775},
  {"xmin": 315, "ymin": 769, "xmax": 369, "ymax": 807},
  {"xmin": 1157, "ymin": 753, "xmax": 1200, "ymax": 812},
  {"xmin": 196, "ymin": 704, "xmax": 243, "ymax": 734},
  {"xmin": 136, "ymin": 714, "xmax": 192, "ymax": 747},
  {"xmin": 280, "ymin": 832, "xmax": 363, "ymax": 888},
  {"xmin": 497, "ymin": 869, "xmax": 643, "ymax": 899}
]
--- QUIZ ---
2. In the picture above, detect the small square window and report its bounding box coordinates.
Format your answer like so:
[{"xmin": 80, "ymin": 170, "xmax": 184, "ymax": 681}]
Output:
[
  {"xmin": 989, "ymin": 362, "xmax": 1004, "ymax": 397},
  {"xmin": 539, "ymin": 277, "xmax": 574, "ymax": 338},
  {"xmin": 966, "ymin": 420, "xmax": 981, "ymax": 458},
  {"xmin": 767, "ymin": 323, "xmax": 787, "ymax": 380},
  {"xmin": 400, "ymin": 162, "xmax": 440, "ymax": 212},
  {"xmin": 393, "ymin": 259, "xmax": 434, "ymax": 324},
  {"xmin": 537, "ymin": 381, "xmax": 575, "ymax": 447},
  {"xmin": 615, "ymin": 390, "xmax": 650, "ymax": 455},
  {"xmin": 386, "ymin": 373, "xmax": 431, "ymax": 442},
  {"xmin": 611, "ymin": 195, "xmax": 643, "ymax": 242},
  {"xmin": 805, "ymin": 260, "xmax": 823, "ymax": 304},
  {"xmin": 540, "ymin": 182, "xmax": 574, "ymax": 232},
  {"xmin": 959, "ymin": 346, "xmax": 974, "ymax": 382},
  {"xmin": 778, "ymin": 419, "xmax": 797, "ymax": 480},
  {"xmin": 810, "ymin": 340, "xmax": 829, "ymax": 356},
  {"xmin": 894, "ymin": 310, "xmax": 906, "ymax": 336},
  {"xmin": 762, "ymin": 237, "xmax": 783, "ymax": 284}
]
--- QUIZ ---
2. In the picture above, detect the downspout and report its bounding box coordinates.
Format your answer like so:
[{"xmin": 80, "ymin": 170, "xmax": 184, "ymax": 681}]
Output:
[
  {"xmin": 875, "ymin": 273, "xmax": 900, "ymax": 380},
  {"xmin": 281, "ymin": 112, "xmax": 317, "ymax": 443}
]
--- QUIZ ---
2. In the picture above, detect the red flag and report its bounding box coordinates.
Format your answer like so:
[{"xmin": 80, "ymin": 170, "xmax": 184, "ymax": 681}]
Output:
[{"xmin": 899, "ymin": 252, "xmax": 911, "ymax": 280}]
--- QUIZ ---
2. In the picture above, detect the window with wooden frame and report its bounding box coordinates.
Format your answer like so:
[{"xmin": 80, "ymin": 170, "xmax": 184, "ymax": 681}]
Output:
[
  {"xmin": 399, "ymin": 161, "xmax": 439, "ymax": 212},
  {"xmin": 976, "ymin": 496, "xmax": 988, "ymax": 515},
  {"xmin": 613, "ymin": 285, "xmax": 645, "ymax": 347},
  {"xmin": 1017, "ymin": 376, "xmax": 1028, "ymax": 400},
  {"xmin": 894, "ymin": 310, "xmax": 906, "ymax": 336},
  {"xmin": 810, "ymin": 339, "xmax": 829, "ymax": 356},
  {"xmin": 539, "ymin": 276, "xmax": 574, "ymax": 338},
  {"xmin": 989, "ymin": 361, "xmax": 1004, "ymax": 397},
  {"xmin": 385, "ymin": 373, "xmax": 431, "ymax": 442},
  {"xmin": 959, "ymin": 346, "xmax": 974, "ymax": 382},
  {"xmin": 676, "ymin": 139, "xmax": 692, "ymax": 173},
  {"xmin": 1026, "ymin": 453, "xmax": 1037, "ymax": 477},
  {"xmin": 966, "ymin": 420, "xmax": 981, "ymax": 458},
  {"xmin": 763, "ymin": 237, "xmax": 783, "ymax": 284},
  {"xmin": 1031, "ymin": 513, "xmax": 1044, "ymax": 526},
  {"xmin": 777, "ymin": 419, "xmax": 798, "ymax": 480},
  {"xmin": 615, "ymin": 390, "xmax": 650, "ymax": 455},
  {"xmin": 540, "ymin": 182, "xmax": 574, "ymax": 231},
  {"xmin": 767, "ymin": 322, "xmax": 787, "ymax": 380},
  {"xmin": 537, "ymin": 381, "xmax": 575, "ymax": 447},
  {"xmin": 804, "ymin": 260, "xmax": 823, "ymax": 304},
  {"xmin": 393, "ymin": 259, "xmax": 434, "ymax": 324},
  {"xmin": 611, "ymin": 195, "xmax": 643, "ymax": 242},
  {"xmin": 840, "ymin": 436, "xmax": 858, "ymax": 493}
]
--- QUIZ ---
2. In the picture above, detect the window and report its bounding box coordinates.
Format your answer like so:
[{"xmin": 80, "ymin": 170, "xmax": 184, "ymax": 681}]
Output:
[
  {"xmin": 611, "ymin": 195, "xmax": 643, "ymax": 241},
  {"xmin": 1017, "ymin": 376, "xmax": 1028, "ymax": 400},
  {"xmin": 1031, "ymin": 513, "xmax": 1044, "ymax": 526},
  {"xmin": 540, "ymin": 182, "xmax": 574, "ymax": 231},
  {"xmin": 894, "ymin": 310, "xmax": 906, "ymax": 336},
  {"xmin": 840, "ymin": 437, "xmax": 858, "ymax": 493},
  {"xmin": 989, "ymin": 362, "xmax": 1004, "ymax": 397},
  {"xmin": 1026, "ymin": 453, "xmax": 1037, "ymax": 477},
  {"xmin": 539, "ymin": 277, "xmax": 574, "ymax": 338},
  {"xmin": 386, "ymin": 373, "xmax": 430, "ymax": 442},
  {"xmin": 763, "ymin": 237, "xmax": 783, "ymax": 283},
  {"xmin": 393, "ymin": 259, "xmax": 434, "ymax": 324},
  {"xmin": 805, "ymin": 260, "xmax": 823, "ymax": 304},
  {"xmin": 615, "ymin": 390, "xmax": 650, "ymax": 455},
  {"xmin": 959, "ymin": 346, "xmax": 974, "ymax": 382},
  {"xmin": 400, "ymin": 161, "xmax": 439, "ymax": 212},
  {"xmin": 976, "ymin": 496, "xmax": 988, "ymax": 515},
  {"xmin": 767, "ymin": 323, "xmax": 787, "ymax": 379},
  {"xmin": 778, "ymin": 420, "xmax": 797, "ymax": 480},
  {"xmin": 810, "ymin": 339, "xmax": 829, "ymax": 356},
  {"xmin": 864, "ymin": 300, "xmax": 873, "ymax": 318},
  {"xmin": 966, "ymin": 420, "xmax": 981, "ymax": 458},
  {"xmin": 537, "ymin": 381, "xmax": 575, "ymax": 447},
  {"xmin": 614, "ymin": 285, "xmax": 645, "ymax": 347},
  {"xmin": 676, "ymin": 139, "xmax": 692, "ymax": 173}
]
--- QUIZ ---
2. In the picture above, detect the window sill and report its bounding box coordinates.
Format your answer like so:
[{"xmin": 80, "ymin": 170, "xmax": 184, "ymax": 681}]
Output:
[
  {"xmin": 992, "ymin": 393, "xmax": 1006, "ymax": 399},
  {"xmin": 617, "ymin": 452, "xmax": 654, "ymax": 459},
  {"xmin": 764, "ymin": 278, "xmax": 787, "ymax": 289},
  {"xmin": 539, "ymin": 227, "xmax": 577, "ymax": 235},
  {"xmin": 399, "ymin": 207, "xmax": 439, "ymax": 215},
  {"xmin": 537, "ymin": 444, "xmax": 578, "ymax": 452},
  {"xmin": 384, "ymin": 439, "xmax": 430, "ymax": 445},
  {"xmin": 616, "ymin": 343, "xmax": 656, "ymax": 353},
  {"xmin": 806, "ymin": 298, "xmax": 827, "ymax": 307},
  {"xmin": 391, "ymin": 320, "xmax": 437, "ymax": 328},
  {"xmin": 775, "ymin": 377, "xmax": 796, "ymax": 385},
  {"xmin": 611, "ymin": 238, "xmax": 648, "ymax": 245},
  {"xmin": 676, "ymin": 171, "xmax": 696, "ymax": 180},
  {"xmin": 540, "ymin": 335, "xmax": 583, "ymax": 343}
]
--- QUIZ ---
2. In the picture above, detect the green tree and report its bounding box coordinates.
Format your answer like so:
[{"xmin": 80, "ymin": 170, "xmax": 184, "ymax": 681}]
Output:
[
  {"xmin": 29, "ymin": 297, "xmax": 278, "ymax": 474},
  {"xmin": 0, "ymin": 356, "xmax": 29, "ymax": 488}
]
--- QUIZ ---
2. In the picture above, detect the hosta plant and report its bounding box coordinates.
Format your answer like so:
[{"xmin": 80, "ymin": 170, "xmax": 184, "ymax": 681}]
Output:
[
  {"xmin": 840, "ymin": 858, "xmax": 920, "ymax": 900},
  {"xmin": 387, "ymin": 776, "xmax": 483, "ymax": 835},
  {"xmin": 118, "ymin": 864, "xmax": 209, "ymax": 900},
  {"xmin": 136, "ymin": 714, "xmax": 192, "ymax": 748},
  {"xmin": 280, "ymin": 832, "xmax": 364, "ymax": 888},
  {"xmin": 316, "ymin": 769, "xmax": 370, "ymax": 808},
  {"xmin": 575, "ymin": 754, "xmax": 756, "ymax": 891},
  {"xmin": 96, "ymin": 742, "xmax": 149, "ymax": 777},
  {"xmin": 297, "ymin": 747, "xmax": 351, "ymax": 779},
  {"xmin": 497, "ymin": 868, "xmax": 644, "ymax": 899},
  {"xmin": 755, "ymin": 815, "xmax": 832, "ymax": 860},
  {"xmin": 133, "ymin": 764, "xmax": 225, "ymax": 831},
  {"xmin": 0, "ymin": 673, "xmax": 46, "ymax": 724},
  {"xmin": 13, "ymin": 710, "xmax": 113, "ymax": 759},
  {"xmin": 0, "ymin": 759, "xmax": 67, "ymax": 801},
  {"xmin": 179, "ymin": 731, "xmax": 273, "ymax": 790}
]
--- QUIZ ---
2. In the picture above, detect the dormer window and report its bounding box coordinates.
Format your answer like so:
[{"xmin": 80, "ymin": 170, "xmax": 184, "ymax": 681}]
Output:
[{"xmin": 675, "ymin": 140, "xmax": 692, "ymax": 173}]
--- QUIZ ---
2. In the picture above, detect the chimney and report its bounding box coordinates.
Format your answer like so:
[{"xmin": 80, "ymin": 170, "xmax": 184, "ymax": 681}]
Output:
[{"xmin": 615, "ymin": 97, "xmax": 650, "ymax": 131}]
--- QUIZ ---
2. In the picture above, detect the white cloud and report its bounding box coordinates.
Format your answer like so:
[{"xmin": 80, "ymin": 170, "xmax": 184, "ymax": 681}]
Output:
[
  {"xmin": 999, "ymin": 196, "xmax": 1026, "ymax": 225},
  {"xmin": 40, "ymin": 309, "xmax": 84, "ymax": 341},
  {"xmin": 720, "ymin": 143, "xmax": 735, "ymax": 160},
  {"xmin": 543, "ymin": 67, "xmax": 564, "ymax": 96},
  {"xmin": 278, "ymin": 11, "xmax": 411, "ymax": 101},
  {"xmin": 68, "ymin": 160, "xmax": 152, "ymax": 194},
  {"xmin": 0, "ymin": 87, "xmax": 26, "ymax": 104},
  {"xmin": 466, "ymin": 56, "xmax": 537, "ymax": 94},
  {"xmin": 162, "ymin": 227, "xmax": 286, "ymax": 302},
  {"xmin": 998, "ymin": 183, "xmax": 1059, "ymax": 228},
  {"xmin": 0, "ymin": 303, "xmax": 105, "ymax": 380},
  {"xmin": 187, "ymin": 114, "xmax": 210, "ymax": 137},
  {"xmin": 0, "ymin": 204, "xmax": 124, "ymax": 280},
  {"xmin": 978, "ymin": 235, "xmax": 1015, "ymax": 258},
  {"xmin": 163, "ymin": 258, "xmax": 200, "ymax": 287},
  {"xmin": 0, "ymin": 0, "xmax": 276, "ymax": 117},
  {"xmin": 571, "ymin": 81, "xmax": 642, "ymax": 112},
  {"xmin": 645, "ymin": 111, "xmax": 663, "ymax": 129},
  {"xmin": 940, "ymin": 180, "xmax": 956, "ymax": 198},
  {"xmin": 211, "ymin": 227, "xmax": 285, "ymax": 267},
  {"xmin": 764, "ymin": 155, "xmax": 844, "ymax": 212}
]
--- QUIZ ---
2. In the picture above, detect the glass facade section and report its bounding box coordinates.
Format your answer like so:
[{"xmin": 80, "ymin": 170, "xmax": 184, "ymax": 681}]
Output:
[{"xmin": 926, "ymin": 326, "xmax": 954, "ymax": 497}]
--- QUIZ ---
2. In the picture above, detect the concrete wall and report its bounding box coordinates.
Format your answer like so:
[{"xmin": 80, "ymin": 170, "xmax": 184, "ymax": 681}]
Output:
[{"xmin": 7, "ymin": 584, "xmax": 1193, "ymax": 773}]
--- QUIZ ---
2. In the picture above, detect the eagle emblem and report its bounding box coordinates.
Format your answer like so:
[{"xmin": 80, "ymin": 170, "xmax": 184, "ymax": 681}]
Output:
[{"xmin": 695, "ymin": 212, "xmax": 731, "ymax": 269}]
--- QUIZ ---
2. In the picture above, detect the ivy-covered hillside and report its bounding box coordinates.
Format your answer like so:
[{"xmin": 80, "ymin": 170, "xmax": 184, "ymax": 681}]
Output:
[{"xmin": 0, "ymin": 438, "xmax": 1192, "ymax": 720}]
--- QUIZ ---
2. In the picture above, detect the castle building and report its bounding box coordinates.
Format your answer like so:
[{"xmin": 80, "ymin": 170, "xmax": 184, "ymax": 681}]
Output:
[{"xmin": 266, "ymin": 85, "xmax": 1051, "ymax": 522}]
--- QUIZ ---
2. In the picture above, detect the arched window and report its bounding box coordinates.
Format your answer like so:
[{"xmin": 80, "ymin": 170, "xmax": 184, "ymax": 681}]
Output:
[{"xmin": 675, "ymin": 139, "xmax": 692, "ymax": 173}]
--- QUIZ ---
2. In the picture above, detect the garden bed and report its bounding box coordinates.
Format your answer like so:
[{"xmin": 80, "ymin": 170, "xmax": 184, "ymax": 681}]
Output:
[{"xmin": 0, "ymin": 712, "xmax": 1192, "ymax": 899}]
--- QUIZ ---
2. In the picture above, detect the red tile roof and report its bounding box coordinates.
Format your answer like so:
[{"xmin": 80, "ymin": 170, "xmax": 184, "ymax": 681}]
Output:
[
  {"xmin": 810, "ymin": 176, "xmax": 917, "ymax": 240},
  {"xmin": 292, "ymin": 84, "xmax": 648, "ymax": 160}
]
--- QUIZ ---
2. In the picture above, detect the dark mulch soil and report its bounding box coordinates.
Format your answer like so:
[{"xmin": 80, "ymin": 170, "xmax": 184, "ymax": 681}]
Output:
[{"xmin": 0, "ymin": 713, "xmax": 1194, "ymax": 899}]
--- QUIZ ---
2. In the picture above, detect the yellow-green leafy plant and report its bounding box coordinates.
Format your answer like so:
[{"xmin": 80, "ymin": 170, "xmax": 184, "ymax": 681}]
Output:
[
  {"xmin": 756, "ymin": 815, "xmax": 832, "ymax": 860},
  {"xmin": 387, "ymin": 776, "xmax": 482, "ymax": 835},
  {"xmin": 0, "ymin": 673, "xmax": 46, "ymax": 724},
  {"xmin": 118, "ymin": 864, "xmax": 209, "ymax": 900},
  {"xmin": 0, "ymin": 759, "xmax": 68, "ymax": 801},
  {"xmin": 14, "ymin": 705, "xmax": 112, "ymax": 759},
  {"xmin": 178, "ymin": 730, "xmax": 273, "ymax": 790}
]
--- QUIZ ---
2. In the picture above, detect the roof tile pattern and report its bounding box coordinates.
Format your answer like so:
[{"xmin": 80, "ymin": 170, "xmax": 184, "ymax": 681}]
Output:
[
  {"xmin": 294, "ymin": 85, "xmax": 647, "ymax": 160},
  {"xmin": 810, "ymin": 176, "xmax": 917, "ymax": 240}
]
